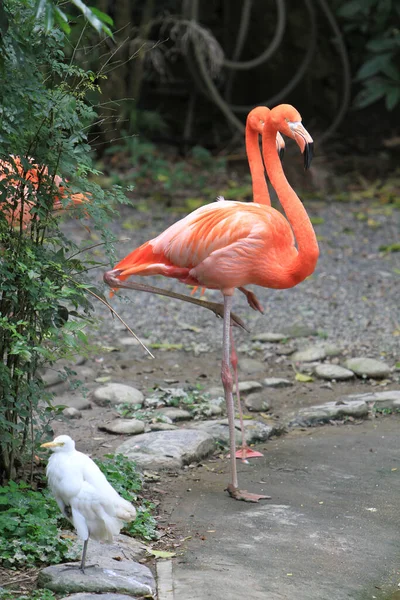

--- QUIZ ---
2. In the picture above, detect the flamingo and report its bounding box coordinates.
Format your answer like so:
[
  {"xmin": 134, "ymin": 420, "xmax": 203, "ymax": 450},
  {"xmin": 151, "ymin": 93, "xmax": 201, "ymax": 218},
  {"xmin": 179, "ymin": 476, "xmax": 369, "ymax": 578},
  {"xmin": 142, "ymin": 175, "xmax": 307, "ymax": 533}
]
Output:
[
  {"xmin": 104, "ymin": 104, "xmax": 319, "ymax": 502},
  {"xmin": 0, "ymin": 155, "xmax": 89, "ymax": 228}
]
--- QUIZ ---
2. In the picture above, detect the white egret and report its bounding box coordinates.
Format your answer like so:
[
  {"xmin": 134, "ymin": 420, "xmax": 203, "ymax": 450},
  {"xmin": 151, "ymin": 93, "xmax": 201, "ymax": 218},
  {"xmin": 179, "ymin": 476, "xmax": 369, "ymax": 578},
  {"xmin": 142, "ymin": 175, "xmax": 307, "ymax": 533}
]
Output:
[{"xmin": 41, "ymin": 434, "xmax": 137, "ymax": 573}]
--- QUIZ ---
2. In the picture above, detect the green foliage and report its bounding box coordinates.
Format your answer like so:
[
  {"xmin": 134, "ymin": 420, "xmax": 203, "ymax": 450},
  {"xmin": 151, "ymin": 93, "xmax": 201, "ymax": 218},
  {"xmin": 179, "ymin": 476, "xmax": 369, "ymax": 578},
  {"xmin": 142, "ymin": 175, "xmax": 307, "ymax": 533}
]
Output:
[
  {"xmin": 0, "ymin": 0, "xmax": 130, "ymax": 482},
  {"xmin": 337, "ymin": 0, "xmax": 400, "ymax": 109},
  {"xmin": 0, "ymin": 481, "xmax": 78, "ymax": 568},
  {"xmin": 34, "ymin": 0, "xmax": 113, "ymax": 37},
  {"xmin": 0, "ymin": 591, "xmax": 56, "ymax": 600},
  {"xmin": 95, "ymin": 454, "xmax": 158, "ymax": 541}
]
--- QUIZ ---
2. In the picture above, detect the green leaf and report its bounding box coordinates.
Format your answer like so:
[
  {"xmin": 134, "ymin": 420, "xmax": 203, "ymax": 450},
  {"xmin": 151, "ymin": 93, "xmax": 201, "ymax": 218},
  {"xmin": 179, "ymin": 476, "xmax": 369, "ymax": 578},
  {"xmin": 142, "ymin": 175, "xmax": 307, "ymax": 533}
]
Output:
[
  {"xmin": 147, "ymin": 549, "xmax": 176, "ymax": 559},
  {"xmin": 89, "ymin": 7, "xmax": 114, "ymax": 26},
  {"xmin": 356, "ymin": 54, "xmax": 391, "ymax": 80},
  {"xmin": 385, "ymin": 87, "xmax": 400, "ymax": 110},
  {"xmin": 295, "ymin": 373, "xmax": 314, "ymax": 383}
]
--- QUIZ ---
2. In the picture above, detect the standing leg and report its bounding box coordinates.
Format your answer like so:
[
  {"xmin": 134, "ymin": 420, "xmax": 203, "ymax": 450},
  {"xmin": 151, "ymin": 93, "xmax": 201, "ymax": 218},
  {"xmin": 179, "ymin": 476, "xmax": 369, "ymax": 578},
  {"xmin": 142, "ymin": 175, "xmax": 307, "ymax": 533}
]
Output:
[
  {"xmin": 80, "ymin": 539, "xmax": 89, "ymax": 574},
  {"xmin": 230, "ymin": 327, "xmax": 263, "ymax": 462},
  {"xmin": 221, "ymin": 295, "xmax": 270, "ymax": 502}
]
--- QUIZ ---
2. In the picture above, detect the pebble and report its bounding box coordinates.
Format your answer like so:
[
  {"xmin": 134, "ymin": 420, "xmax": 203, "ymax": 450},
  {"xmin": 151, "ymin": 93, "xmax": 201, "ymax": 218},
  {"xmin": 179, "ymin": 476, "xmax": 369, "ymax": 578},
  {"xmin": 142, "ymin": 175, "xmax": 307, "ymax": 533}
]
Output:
[
  {"xmin": 155, "ymin": 407, "xmax": 192, "ymax": 421},
  {"xmin": 314, "ymin": 364, "xmax": 355, "ymax": 381},
  {"xmin": 116, "ymin": 429, "xmax": 215, "ymax": 469},
  {"xmin": 281, "ymin": 323, "xmax": 317, "ymax": 338},
  {"xmin": 344, "ymin": 357, "xmax": 391, "ymax": 379},
  {"xmin": 92, "ymin": 383, "xmax": 144, "ymax": 407},
  {"xmin": 98, "ymin": 419, "xmax": 145, "ymax": 435},
  {"xmin": 251, "ymin": 332, "xmax": 287, "ymax": 342},
  {"xmin": 263, "ymin": 377, "xmax": 293, "ymax": 388},
  {"xmin": 292, "ymin": 346, "xmax": 326, "ymax": 363},
  {"xmin": 207, "ymin": 387, "xmax": 224, "ymax": 399},
  {"xmin": 233, "ymin": 380, "xmax": 263, "ymax": 394},
  {"xmin": 323, "ymin": 344, "xmax": 343, "ymax": 357},
  {"xmin": 288, "ymin": 400, "xmax": 368, "ymax": 427},
  {"xmin": 239, "ymin": 358, "xmax": 265, "ymax": 374},
  {"xmin": 56, "ymin": 395, "xmax": 92, "ymax": 411},
  {"xmin": 62, "ymin": 407, "xmax": 82, "ymax": 419},
  {"xmin": 275, "ymin": 346, "xmax": 296, "ymax": 356},
  {"xmin": 245, "ymin": 392, "xmax": 271, "ymax": 412}
]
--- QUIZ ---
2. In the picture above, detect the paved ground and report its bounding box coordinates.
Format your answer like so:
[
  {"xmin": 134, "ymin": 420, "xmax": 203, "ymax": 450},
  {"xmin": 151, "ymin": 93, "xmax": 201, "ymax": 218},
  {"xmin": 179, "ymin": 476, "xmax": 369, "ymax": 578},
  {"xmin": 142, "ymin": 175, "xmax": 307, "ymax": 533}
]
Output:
[{"xmin": 159, "ymin": 417, "xmax": 400, "ymax": 600}]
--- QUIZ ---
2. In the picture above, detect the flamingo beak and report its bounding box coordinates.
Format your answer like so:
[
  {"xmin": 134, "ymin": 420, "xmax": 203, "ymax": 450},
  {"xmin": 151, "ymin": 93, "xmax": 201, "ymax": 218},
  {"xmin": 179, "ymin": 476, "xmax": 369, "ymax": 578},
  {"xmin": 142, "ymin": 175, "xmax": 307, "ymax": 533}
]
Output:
[
  {"xmin": 288, "ymin": 122, "xmax": 314, "ymax": 170},
  {"xmin": 276, "ymin": 133, "xmax": 285, "ymax": 162}
]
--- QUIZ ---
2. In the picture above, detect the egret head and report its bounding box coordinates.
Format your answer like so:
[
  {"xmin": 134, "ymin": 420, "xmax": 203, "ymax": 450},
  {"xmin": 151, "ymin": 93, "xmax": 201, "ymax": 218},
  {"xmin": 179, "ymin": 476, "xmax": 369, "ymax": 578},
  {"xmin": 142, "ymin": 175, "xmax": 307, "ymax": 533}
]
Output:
[{"xmin": 41, "ymin": 435, "xmax": 75, "ymax": 452}]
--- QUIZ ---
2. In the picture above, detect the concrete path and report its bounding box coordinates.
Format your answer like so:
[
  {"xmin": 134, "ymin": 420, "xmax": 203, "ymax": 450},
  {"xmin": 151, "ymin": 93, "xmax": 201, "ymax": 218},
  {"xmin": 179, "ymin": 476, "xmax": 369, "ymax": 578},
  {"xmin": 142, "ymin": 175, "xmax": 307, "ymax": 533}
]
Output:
[{"xmin": 159, "ymin": 418, "xmax": 400, "ymax": 600}]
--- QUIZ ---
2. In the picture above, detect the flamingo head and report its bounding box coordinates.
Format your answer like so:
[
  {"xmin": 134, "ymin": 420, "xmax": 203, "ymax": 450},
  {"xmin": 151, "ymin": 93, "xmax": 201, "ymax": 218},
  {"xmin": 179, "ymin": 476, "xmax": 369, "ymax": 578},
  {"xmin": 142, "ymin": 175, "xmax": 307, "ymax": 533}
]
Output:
[
  {"xmin": 247, "ymin": 106, "xmax": 285, "ymax": 161},
  {"xmin": 270, "ymin": 104, "xmax": 314, "ymax": 170}
]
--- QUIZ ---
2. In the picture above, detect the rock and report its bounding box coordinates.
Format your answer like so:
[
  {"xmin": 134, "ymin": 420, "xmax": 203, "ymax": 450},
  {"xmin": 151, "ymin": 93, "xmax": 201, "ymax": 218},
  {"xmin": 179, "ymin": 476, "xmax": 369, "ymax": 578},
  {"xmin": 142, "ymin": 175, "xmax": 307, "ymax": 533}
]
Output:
[
  {"xmin": 143, "ymin": 396, "xmax": 165, "ymax": 409},
  {"xmin": 149, "ymin": 422, "xmax": 179, "ymax": 431},
  {"xmin": 38, "ymin": 561, "xmax": 155, "ymax": 597},
  {"xmin": 339, "ymin": 390, "xmax": 400, "ymax": 409},
  {"xmin": 201, "ymin": 403, "xmax": 224, "ymax": 417},
  {"xmin": 190, "ymin": 418, "xmax": 275, "ymax": 445},
  {"xmin": 155, "ymin": 407, "xmax": 192, "ymax": 421},
  {"xmin": 119, "ymin": 336, "xmax": 140, "ymax": 346},
  {"xmin": 71, "ymin": 533, "xmax": 147, "ymax": 564},
  {"xmin": 92, "ymin": 384, "xmax": 144, "ymax": 407},
  {"xmin": 207, "ymin": 387, "xmax": 224, "ymax": 399},
  {"xmin": 60, "ymin": 594, "xmax": 135, "ymax": 600},
  {"xmin": 116, "ymin": 429, "xmax": 215, "ymax": 469},
  {"xmin": 344, "ymin": 357, "xmax": 391, "ymax": 379},
  {"xmin": 76, "ymin": 367, "xmax": 96, "ymax": 380},
  {"xmin": 233, "ymin": 380, "xmax": 263, "ymax": 394},
  {"xmin": 297, "ymin": 361, "xmax": 322, "ymax": 374},
  {"xmin": 239, "ymin": 358, "xmax": 265, "ymax": 374},
  {"xmin": 281, "ymin": 323, "xmax": 317, "ymax": 338},
  {"xmin": 56, "ymin": 395, "xmax": 92, "ymax": 411},
  {"xmin": 63, "ymin": 407, "xmax": 82, "ymax": 419},
  {"xmin": 41, "ymin": 370, "xmax": 64, "ymax": 388},
  {"xmin": 288, "ymin": 400, "xmax": 368, "ymax": 427},
  {"xmin": 245, "ymin": 392, "xmax": 271, "ymax": 412},
  {"xmin": 314, "ymin": 364, "xmax": 355, "ymax": 381},
  {"xmin": 251, "ymin": 332, "xmax": 287, "ymax": 342},
  {"xmin": 323, "ymin": 344, "xmax": 343, "ymax": 357},
  {"xmin": 275, "ymin": 346, "xmax": 296, "ymax": 356},
  {"xmin": 292, "ymin": 346, "xmax": 326, "ymax": 363},
  {"xmin": 99, "ymin": 419, "xmax": 145, "ymax": 435},
  {"xmin": 263, "ymin": 377, "xmax": 293, "ymax": 388}
]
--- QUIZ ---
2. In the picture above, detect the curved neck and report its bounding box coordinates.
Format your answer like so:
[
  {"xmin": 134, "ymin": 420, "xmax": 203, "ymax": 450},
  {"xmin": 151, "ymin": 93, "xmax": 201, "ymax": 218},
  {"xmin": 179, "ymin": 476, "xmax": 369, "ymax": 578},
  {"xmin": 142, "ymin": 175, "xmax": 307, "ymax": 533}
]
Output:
[
  {"xmin": 262, "ymin": 120, "xmax": 319, "ymax": 278},
  {"xmin": 245, "ymin": 126, "xmax": 271, "ymax": 206}
]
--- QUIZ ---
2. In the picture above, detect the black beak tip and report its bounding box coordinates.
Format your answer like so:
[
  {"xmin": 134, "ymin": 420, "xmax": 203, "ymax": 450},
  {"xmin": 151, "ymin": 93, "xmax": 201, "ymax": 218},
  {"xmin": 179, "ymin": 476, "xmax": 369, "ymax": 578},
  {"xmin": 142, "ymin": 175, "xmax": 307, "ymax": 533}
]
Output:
[
  {"xmin": 304, "ymin": 142, "xmax": 314, "ymax": 170},
  {"xmin": 279, "ymin": 147, "xmax": 285, "ymax": 163}
]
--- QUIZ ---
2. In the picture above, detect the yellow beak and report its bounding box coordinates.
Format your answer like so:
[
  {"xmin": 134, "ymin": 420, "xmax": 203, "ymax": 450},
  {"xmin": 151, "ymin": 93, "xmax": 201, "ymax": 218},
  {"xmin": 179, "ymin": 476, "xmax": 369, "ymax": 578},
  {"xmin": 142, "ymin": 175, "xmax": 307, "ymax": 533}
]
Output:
[{"xmin": 40, "ymin": 441, "xmax": 63, "ymax": 448}]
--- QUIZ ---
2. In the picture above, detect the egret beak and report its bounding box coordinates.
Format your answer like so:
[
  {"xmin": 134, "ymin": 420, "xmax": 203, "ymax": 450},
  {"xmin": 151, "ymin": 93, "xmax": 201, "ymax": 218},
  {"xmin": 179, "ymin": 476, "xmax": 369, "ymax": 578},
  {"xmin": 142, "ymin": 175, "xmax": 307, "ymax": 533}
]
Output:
[
  {"xmin": 288, "ymin": 121, "xmax": 314, "ymax": 170},
  {"xmin": 41, "ymin": 441, "xmax": 63, "ymax": 448}
]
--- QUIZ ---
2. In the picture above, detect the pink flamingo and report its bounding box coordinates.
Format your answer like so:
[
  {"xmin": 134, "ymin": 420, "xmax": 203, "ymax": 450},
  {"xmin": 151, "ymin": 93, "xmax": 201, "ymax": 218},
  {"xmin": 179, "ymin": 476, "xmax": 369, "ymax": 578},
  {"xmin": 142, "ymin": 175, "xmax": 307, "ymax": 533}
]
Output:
[{"xmin": 104, "ymin": 104, "xmax": 319, "ymax": 502}]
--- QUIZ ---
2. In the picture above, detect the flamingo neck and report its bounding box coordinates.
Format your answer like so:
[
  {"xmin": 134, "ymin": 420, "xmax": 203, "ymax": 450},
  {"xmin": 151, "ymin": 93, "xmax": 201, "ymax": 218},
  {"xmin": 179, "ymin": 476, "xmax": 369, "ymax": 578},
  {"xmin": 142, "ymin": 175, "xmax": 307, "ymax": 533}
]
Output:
[
  {"xmin": 262, "ymin": 124, "xmax": 319, "ymax": 280},
  {"xmin": 245, "ymin": 126, "xmax": 271, "ymax": 206}
]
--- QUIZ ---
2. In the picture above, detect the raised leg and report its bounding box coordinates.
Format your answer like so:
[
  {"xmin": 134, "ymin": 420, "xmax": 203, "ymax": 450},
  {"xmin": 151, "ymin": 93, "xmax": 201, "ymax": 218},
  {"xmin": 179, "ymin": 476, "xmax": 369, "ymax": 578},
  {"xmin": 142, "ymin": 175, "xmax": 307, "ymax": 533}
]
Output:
[
  {"xmin": 230, "ymin": 327, "xmax": 263, "ymax": 462},
  {"xmin": 221, "ymin": 295, "xmax": 269, "ymax": 503},
  {"xmin": 238, "ymin": 287, "xmax": 264, "ymax": 313}
]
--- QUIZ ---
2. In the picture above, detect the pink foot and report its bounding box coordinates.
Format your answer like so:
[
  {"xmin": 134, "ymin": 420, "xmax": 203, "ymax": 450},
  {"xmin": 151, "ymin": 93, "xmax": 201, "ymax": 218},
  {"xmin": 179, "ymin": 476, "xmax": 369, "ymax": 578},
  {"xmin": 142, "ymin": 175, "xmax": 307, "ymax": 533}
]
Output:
[
  {"xmin": 234, "ymin": 448, "xmax": 264, "ymax": 460},
  {"xmin": 226, "ymin": 484, "xmax": 271, "ymax": 502}
]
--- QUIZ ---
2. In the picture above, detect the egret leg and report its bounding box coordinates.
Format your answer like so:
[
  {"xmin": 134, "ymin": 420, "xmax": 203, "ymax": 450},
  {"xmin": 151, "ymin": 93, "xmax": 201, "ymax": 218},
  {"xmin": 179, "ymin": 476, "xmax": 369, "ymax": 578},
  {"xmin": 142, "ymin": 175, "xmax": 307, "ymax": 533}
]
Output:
[
  {"xmin": 80, "ymin": 539, "xmax": 89, "ymax": 574},
  {"xmin": 222, "ymin": 296, "xmax": 269, "ymax": 503},
  {"xmin": 230, "ymin": 328, "xmax": 263, "ymax": 462}
]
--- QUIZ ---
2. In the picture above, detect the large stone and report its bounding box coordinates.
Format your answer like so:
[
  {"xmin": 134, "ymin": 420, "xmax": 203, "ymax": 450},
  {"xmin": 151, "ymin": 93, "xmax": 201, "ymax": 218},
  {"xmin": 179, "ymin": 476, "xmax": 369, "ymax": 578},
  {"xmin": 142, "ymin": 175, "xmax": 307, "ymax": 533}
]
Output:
[
  {"xmin": 156, "ymin": 407, "xmax": 192, "ymax": 421},
  {"xmin": 314, "ymin": 364, "xmax": 355, "ymax": 381},
  {"xmin": 92, "ymin": 383, "xmax": 144, "ymax": 407},
  {"xmin": 116, "ymin": 429, "xmax": 215, "ymax": 469},
  {"xmin": 245, "ymin": 392, "xmax": 271, "ymax": 412},
  {"xmin": 190, "ymin": 419, "xmax": 275, "ymax": 446},
  {"xmin": 339, "ymin": 390, "xmax": 400, "ymax": 409},
  {"xmin": 71, "ymin": 533, "xmax": 147, "ymax": 564},
  {"xmin": 251, "ymin": 332, "xmax": 287, "ymax": 342},
  {"xmin": 149, "ymin": 422, "xmax": 179, "ymax": 431},
  {"xmin": 288, "ymin": 400, "xmax": 368, "ymax": 427},
  {"xmin": 60, "ymin": 594, "xmax": 135, "ymax": 600},
  {"xmin": 63, "ymin": 407, "xmax": 82, "ymax": 419},
  {"xmin": 37, "ymin": 561, "xmax": 155, "ymax": 598},
  {"xmin": 41, "ymin": 369, "xmax": 64, "ymax": 388},
  {"xmin": 263, "ymin": 377, "xmax": 293, "ymax": 388},
  {"xmin": 344, "ymin": 357, "xmax": 391, "ymax": 379},
  {"xmin": 99, "ymin": 419, "xmax": 145, "ymax": 435},
  {"xmin": 233, "ymin": 380, "xmax": 263, "ymax": 394},
  {"xmin": 292, "ymin": 346, "xmax": 326, "ymax": 363}
]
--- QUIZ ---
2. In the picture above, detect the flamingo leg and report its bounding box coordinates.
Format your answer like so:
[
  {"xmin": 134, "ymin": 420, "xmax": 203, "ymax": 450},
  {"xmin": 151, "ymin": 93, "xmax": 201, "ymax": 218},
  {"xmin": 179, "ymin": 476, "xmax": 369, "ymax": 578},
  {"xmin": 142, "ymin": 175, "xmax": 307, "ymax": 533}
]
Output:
[
  {"xmin": 222, "ymin": 296, "xmax": 270, "ymax": 503},
  {"xmin": 230, "ymin": 328, "xmax": 263, "ymax": 462}
]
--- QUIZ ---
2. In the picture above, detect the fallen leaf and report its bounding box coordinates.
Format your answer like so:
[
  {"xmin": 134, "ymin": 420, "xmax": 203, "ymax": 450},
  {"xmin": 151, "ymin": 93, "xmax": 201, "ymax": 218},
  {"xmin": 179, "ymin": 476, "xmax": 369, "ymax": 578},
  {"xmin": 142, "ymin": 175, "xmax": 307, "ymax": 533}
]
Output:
[
  {"xmin": 295, "ymin": 372, "xmax": 314, "ymax": 383},
  {"xmin": 149, "ymin": 343, "xmax": 183, "ymax": 350},
  {"xmin": 147, "ymin": 549, "xmax": 176, "ymax": 559}
]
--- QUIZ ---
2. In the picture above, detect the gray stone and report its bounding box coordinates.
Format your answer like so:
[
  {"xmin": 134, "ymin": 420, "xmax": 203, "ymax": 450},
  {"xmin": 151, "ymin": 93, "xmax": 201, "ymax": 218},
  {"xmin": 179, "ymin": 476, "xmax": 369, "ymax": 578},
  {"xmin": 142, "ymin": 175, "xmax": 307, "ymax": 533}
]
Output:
[
  {"xmin": 201, "ymin": 402, "xmax": 224, "ymax": 417},
  {"xmin": 75, "ymin": 367, "xmax": 96, "ymax": 380},
  {"xmin": 233, "ymin": 380, "xmax": 263, "ymax": 394},
  {"xmin": 292, "ymin": 346, "xmax": 326, "ymax": 363},
  {"xmin": 314, "ymin": 364, "xmax": 355, "ymax": 381},
  {"xmin": 239, "ymin": 358, "xmax": 265, "ymax": 374},
  {"xmin": 263, "ymin": 377, "xmax": 293, "ymax": 388},
  {"xmin": 297, "ymin": 361, "xmax": 321, "ymax": 374},
  {"xmin": 92, "ymin": 383, "xmax": 144, "ymax": 407},
  {"xmin": 156, "ymin": 407, "xmax": 192, "ymax": 421},
  {"xmin": 275, "ymin": 346, "xmax": 297, "ymax": 356},
  {"xmin": 344, "ymin": 357, "xmax": 391, "ymax": 379},
  {"xmin": 251, "ymin": 332, "xmax": 287, "ymax": 342},
  {"xmin": 41, "ymin": 369, "xmax": 64, "ymax": 388},
  {"xmin": 190, "ymin": 418, "xmax": 274, "ymax": 446},
  {"xmin": 288, "ymin": 400, "xmax": 368, "ymax": 427},
  {"xmin": 149, "ymin": 422, "xmax": 179, "ymax": 431},
  {"xmin": 323, "ymin": 344, "xmax": 343, "ymax": 357},
  {"xmin": 116, "ymin": 429, "xmax": 215, "ymax": 469},
  {"xmin": 281, "ymin": 323, "xmax": 317, "ymax": 338},
  {"xmin": 63, "ymin": 407, "xmax": 82, "ymax": 419},
  {"xmin": 56, "ymin": 395, "xmax": 92, "ymax": 411},
  {"xmin": 60, "ymin": 594, "xmax": 135, "ymax": 600},
  {"xmin": 71, "ymin": 533, "xmax": 147, "ymax": 564},
  {"xmin": 37, "ymin": 561, "xmax": 155, "ymax": 597},
  {"xmin": 99, "ymin": 419, "xmax": 145, "ymax": 435},
  {"xmin": 244, "ymin": 392, "xmax": 271, "ymax": 412},
  {"xmin": 207, "ymin": 387, "xmax": 224, "ymax": 399},
  {"xmin": 340, "ymin": 390, "xmax": 400, "ymax": 409}
]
